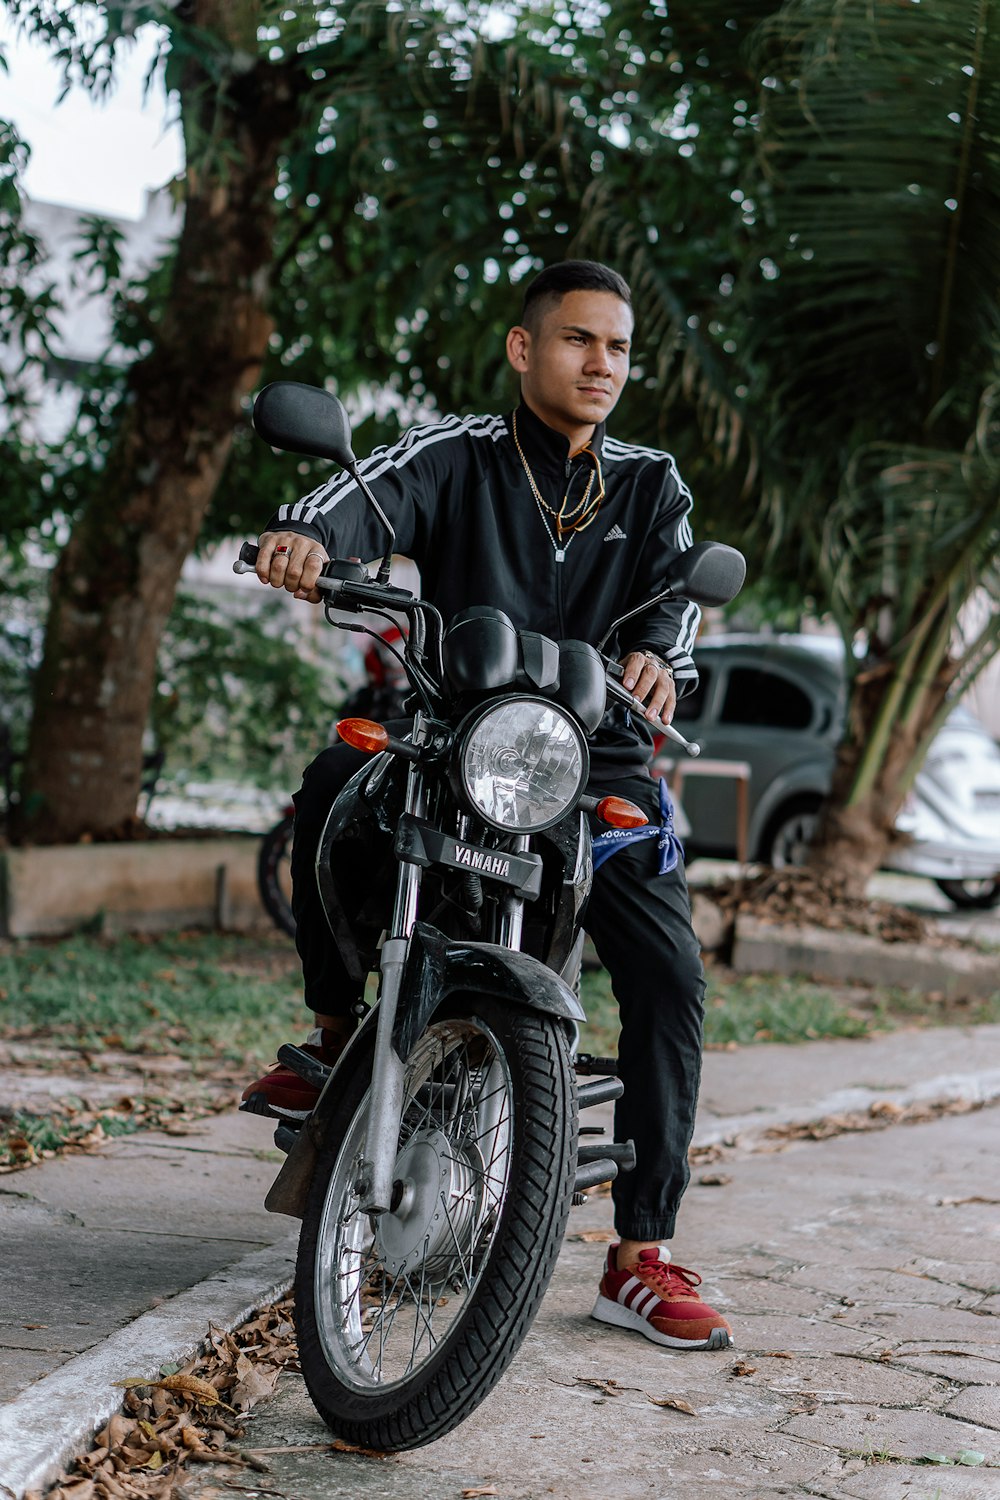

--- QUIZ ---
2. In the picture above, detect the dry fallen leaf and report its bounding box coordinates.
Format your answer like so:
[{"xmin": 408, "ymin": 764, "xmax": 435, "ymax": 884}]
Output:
[
  {"xmin": 573, "ymin": 1376, "xmax": 628, "ymax": 1396},
  {"xmin": 763, "ymin": 1350, "xmax": 794, "ymax": 1359},
  {"xmin": 462, "ymin": 1489, "xmax": 499, "ymax": 1498},
  {"xmin": 330, "ymin": 1438, "xmax": 389, "ymax": 1459},
  {"xmin": 697, "ymin": 1172, "xmax": 733, "ymax": 1187},
  {"xmin": 567, "ymin": 1228, "xmax": 617, "ymax": 1243},
  {"xmin": 231, "ymin": 1359, "xmax": 281, "ymax": 1411},
  {"xmin": 730, "ymin": 1360, "xmax": 757, "ymax": 1376},
  {"xmin": 647, "ymin": 1394, "xmax": 697, "ymax": 1415}
]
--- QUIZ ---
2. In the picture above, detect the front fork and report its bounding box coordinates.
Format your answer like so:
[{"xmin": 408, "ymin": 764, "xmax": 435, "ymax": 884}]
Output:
[{"xmin": 356, "ymin": 714, "xmax": 533, "ymax": 1215}]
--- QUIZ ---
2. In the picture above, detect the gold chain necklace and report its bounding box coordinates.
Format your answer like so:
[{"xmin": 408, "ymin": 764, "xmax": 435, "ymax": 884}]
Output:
[{"xmin": 512, "ymin": 411, "xmax": 605, "ymax": 562}]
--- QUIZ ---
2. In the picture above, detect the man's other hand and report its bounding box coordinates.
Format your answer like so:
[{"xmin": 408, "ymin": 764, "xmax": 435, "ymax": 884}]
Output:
[
  {"xmin": 621, "ymin": 651, "xmax": 676, "ymax": 725},
  {"xmin": 256, "ymin": 532, "xmax": 330, "ymax": 602}
]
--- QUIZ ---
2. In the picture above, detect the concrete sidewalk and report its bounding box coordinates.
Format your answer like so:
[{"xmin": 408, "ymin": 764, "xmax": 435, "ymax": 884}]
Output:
[{"xmin": 3, "ymin": 1025, "xmax": 1000, "ymax": 1497}]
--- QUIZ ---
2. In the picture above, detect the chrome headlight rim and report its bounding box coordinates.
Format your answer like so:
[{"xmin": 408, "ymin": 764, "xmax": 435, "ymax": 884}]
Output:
[{"xmin": 451, "ymin": 695, "xmax": 590, "ymax": 835}]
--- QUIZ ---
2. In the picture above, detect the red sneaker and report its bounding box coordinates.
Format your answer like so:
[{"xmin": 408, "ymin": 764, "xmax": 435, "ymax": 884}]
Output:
[
  {"xmin": 240, "ymin": 1026, "xmax": 350, "ymax": 1122},
  {"xmin": 591, "ymin": 1244, "xmax": 733, "ymax": 1350}
]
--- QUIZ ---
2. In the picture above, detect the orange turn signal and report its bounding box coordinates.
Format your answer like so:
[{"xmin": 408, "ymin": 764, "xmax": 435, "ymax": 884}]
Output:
[
  {"xmin": 336, "ymin": 718, "xmax": 390, "ymax": 753},
  {"xmin": 596, "ymin": 796, "xmax": 648, "ymax": 829}
]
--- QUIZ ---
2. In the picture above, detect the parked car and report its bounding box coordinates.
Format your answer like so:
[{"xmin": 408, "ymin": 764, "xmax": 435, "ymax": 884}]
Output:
[{"xmin": 658, "ymin": 634, "xmax": 1000, "ymax": 909}]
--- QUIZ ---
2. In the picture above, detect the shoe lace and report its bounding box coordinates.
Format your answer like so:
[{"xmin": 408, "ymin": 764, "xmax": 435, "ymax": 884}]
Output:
[{"xmin": 639, "ymin": 1259, "xmax": 703, "ymax": 1299}]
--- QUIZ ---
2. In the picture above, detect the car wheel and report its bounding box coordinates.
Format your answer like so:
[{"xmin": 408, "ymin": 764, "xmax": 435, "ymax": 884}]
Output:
[
  {"xmin": 934, "ymin": 877, "xmax": 1000, "ymax": 911},
  {"xmin": 760, "ymin": 796, "xmax": 823, "ymax": 869}
]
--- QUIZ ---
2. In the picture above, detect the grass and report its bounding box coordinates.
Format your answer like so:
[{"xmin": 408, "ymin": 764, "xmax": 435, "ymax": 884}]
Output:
[
  {"xmin": 0, "ymin": 929, "xmax": 305, "ymax": 1170},
  {"xmin": 0, "ymin": 929, "xmax": 304, "ymax": 1069},
  {"xmin": 577, "ymin": 959, "xmax": 1000, "ymax": 1060},
  {"xmin": 3, "ymin": 929, "xmax": 998, "ymax": 1161}
]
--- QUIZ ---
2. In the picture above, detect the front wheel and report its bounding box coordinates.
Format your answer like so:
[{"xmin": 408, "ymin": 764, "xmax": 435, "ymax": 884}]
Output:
[
  {"xmin": 935, "ymin": 876, "xmax": 1000, "ymax": 910},
  {"xmin": 295, "ymin": 1000, "xmax": 577, "ymax": 1452}
]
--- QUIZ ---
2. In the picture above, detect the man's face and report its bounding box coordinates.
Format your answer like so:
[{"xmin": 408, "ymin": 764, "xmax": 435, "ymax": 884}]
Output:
[{"xmin": 506, "ymin": 289, "xmax": 633, "ymax": 442}]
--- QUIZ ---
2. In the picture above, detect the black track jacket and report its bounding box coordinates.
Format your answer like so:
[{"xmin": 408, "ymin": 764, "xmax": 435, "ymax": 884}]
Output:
[{"xmin": 264, "ymin": 401, "xmax": 701, "ymax": 781}]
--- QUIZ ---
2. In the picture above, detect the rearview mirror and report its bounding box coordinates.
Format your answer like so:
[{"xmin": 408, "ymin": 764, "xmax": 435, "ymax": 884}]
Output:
[
  {"xmin": 597, "ymin": 541, "xmax": 746, "ymax": 654},
  {"xmin": 253, "ymin": 382, "xmax": 356, "ymax": 469},
  {"xmin": 660, "ymin": 541, "xmax": 746, "ymax": 608}
]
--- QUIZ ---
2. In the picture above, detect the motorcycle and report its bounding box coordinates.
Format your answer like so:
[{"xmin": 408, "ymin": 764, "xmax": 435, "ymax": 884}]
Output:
[{"xmin": 234, "ymin": 381, "xmax": 745, "ymax": 1452}]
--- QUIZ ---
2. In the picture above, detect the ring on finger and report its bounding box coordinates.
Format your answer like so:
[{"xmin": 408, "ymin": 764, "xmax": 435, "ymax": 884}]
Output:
[{"xmin": 274, "ymin": 545, "xmax": 290, "ymax": 556}]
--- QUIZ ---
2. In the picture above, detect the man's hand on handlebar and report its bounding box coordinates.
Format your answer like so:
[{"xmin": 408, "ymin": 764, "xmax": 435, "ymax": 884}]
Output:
[
  {"xmin": 256, "ymin": 531, "xmax": 331, "ymax": 603},
  {"xmin": 621, "ymin": 650, "xmax": 676, "ymax": 725}
]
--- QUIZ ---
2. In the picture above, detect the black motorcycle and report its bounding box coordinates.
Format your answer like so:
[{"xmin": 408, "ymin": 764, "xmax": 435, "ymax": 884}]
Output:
[{"xmin": 235, "ymin": 381, "xmax": 745, "ymax": 1452}]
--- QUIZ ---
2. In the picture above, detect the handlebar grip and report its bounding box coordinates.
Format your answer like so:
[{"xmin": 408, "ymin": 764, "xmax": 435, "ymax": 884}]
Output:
[{"xmin": 233, "ymin": 541, "xmax": 260, "ymax": 575}]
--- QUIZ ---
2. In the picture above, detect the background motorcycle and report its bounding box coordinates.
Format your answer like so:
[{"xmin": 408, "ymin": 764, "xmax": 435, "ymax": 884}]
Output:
[
  {"xmin": 257, "ymin": 625, "xmax": 409, "ymax": 937},
  {"xmin": 235, "ymin": 380, "xmax": 745, "ymax": 1451}
]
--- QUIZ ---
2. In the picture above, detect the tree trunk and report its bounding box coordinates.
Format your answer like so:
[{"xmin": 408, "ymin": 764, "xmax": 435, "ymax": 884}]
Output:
[
  {"xmin": 16, "ymin": 8, "xmax": 297, "ymax": 844},
  {"xmin": 806, "ymin": 653, "xmax": 957, "ymax": 898}
]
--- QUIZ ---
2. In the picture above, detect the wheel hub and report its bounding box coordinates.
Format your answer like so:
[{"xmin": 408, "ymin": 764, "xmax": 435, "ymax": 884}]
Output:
[{"xmin": 377, "ymin": 1127, "xmax": 480, "ymax": 1278}]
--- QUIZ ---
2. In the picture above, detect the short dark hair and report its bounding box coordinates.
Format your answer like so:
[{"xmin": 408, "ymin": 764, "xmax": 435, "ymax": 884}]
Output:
[{"xmin": 520, "ymin": 260, "xmax": 632, "ymax": 333}]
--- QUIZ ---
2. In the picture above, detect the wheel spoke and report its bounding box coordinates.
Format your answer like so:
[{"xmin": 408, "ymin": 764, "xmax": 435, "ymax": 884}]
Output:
[{"xmin": 310, "ymin": 1016, "xmax": 523, "ymax": 1392}]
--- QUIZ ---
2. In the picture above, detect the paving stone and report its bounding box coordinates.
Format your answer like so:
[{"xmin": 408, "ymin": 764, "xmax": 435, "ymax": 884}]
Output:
[
  {"xmin": 781, "ymin": 1401, "xmax": 998, "ymax": 1463},
  {"xmin": 0, "ymin": 1350, "xmax": 56, "ymax": 1405},
  {"xmin": 736, "ymin": 1352, "xmax": 947, "ymax": 1409},
  {"xmin": 710, "ymin": 1275, "xmax": 831, "ymax": 1317},
  {"xmin": 899, "ymin": 1255, "xmax": 1000, "ymax": 1296},
  {"xmin": 785, "ymin": 1264, "xmax": 979, "ymax": 1307},
  {"xmin": 829, "ymin": 1466, "xmax": 1000, "ymax": 1499},
  {"xmin": 734, "ymin": 1311, "xmax": 879, "ymax": 1356},
  {"xmin": 945, "ymin": 1385, "xmax": 1000, "ymax": 1431},
  {"xmin": 898, "ymin": 1350, "xmax": 1000, "ymax": 1385},
  {"xmin": 838, "ymin": 1303, "xmax": 998, "ymax": 1345}
]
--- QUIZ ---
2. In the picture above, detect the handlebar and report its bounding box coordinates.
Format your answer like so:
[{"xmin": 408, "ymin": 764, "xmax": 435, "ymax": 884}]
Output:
[
  {"xmin": 233, "ymin": 542, "xmax": 414, "ymax": 609},
  {"xmin": 234, "ymin": 541, "xmax": 701, "ymax": 755}
]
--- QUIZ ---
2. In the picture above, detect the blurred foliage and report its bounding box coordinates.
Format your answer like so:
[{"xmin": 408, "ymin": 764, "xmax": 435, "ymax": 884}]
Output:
[
  {"xmin": 0, "ymin": 557, "xmax": 346, "ymax": 814},
  {"xmin": 1, "ymin": 0, "xmax": 998, "ymax": 848},
  {"xmin": 148, "ymin": 589, "xmax": 345, "ymax": 789}
]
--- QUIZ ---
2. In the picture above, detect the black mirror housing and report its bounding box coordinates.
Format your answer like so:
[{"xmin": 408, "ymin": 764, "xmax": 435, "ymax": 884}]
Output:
[
  {"xmin": 253, "ymin": 382, "xmax": 356, "ymax": 469},
  {"xmin": 661, "ymin": 541, "xmax": 746, "ymax": 608}
]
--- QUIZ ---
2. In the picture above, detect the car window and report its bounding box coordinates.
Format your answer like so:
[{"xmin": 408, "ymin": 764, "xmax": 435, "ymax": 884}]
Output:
[
  {"xmin": 719, "ymin": 667, "xmax": 814, "ymax": 730},
  {"xmin": 674, "ymin": 667, "xmax": 711, "ymax": 723}
]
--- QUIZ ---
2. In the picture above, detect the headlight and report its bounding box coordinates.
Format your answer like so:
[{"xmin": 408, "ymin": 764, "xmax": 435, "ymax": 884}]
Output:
[{"xmin": 456, "ymin": 697, "xmax": 589, "ymax": 832}]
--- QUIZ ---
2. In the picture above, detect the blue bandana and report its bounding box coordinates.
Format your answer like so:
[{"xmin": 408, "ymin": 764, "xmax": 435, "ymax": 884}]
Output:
[{"xmin": 590, "ymin": 776, "xmax": 683, "ymax": 875}]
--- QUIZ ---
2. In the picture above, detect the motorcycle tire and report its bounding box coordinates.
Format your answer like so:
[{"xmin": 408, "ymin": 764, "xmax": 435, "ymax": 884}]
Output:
[
  {"xmin": 258, "ymin": 812, "xmax": 296, "ymax": 937},
  {"xmin": 295, "ymin": 998, "xmax": 577, "ymax": 1452},
  {"xmin": 934, "ymin": 876, "xmax": 1000, "ymax": 911}
]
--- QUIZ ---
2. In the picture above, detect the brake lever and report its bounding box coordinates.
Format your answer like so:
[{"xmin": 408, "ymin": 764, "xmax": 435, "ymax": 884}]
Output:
[{"xmin": 605, "ymin": 676, "xmax": 701, "ymax": 758}]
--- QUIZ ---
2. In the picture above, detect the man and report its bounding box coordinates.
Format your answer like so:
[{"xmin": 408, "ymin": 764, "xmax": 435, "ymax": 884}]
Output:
[{"xmin": 243, "ymin": 260, "xmax": 733, "ymax": 1352}]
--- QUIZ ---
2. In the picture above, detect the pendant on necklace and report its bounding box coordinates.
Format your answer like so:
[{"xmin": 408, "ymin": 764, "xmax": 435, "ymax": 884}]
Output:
[{"xmin": 554, "ymin": 547, "xmax": 566, "ymax": 563}]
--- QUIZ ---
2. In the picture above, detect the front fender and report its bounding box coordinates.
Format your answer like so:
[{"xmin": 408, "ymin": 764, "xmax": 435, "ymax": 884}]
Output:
[
  {"xmin": 264, "ymin": 923, "xmax": 585, "ymax": 1220},
  {"xmin": 394, "ymin": 920, "xmax": 586, "ymax": 1060}
]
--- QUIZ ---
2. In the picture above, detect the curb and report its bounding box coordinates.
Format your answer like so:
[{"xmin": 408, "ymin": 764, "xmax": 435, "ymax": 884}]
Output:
[
  {"xmin": 0, "ymin": 1233, "xmax": 297, "ymax": 1499},
  {"xmin": 693, "ymin": 1067, "xmax": 1000, "ymax": 1152},
  {"xmin": 731, "ymin": 914, "xmax": 1000, "ymax": 999}
]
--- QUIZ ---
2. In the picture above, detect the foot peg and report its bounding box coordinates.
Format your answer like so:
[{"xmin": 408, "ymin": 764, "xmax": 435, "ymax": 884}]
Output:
[
  {"xmin": 572, "ymin": 1138, "xmax": 636, "ymax": 1196},
  {"xmin": 577, "ymin": 1076, "xmax": 624, "ymax": 1111},
  {"xmin": 276, "ymin": 1043, "xmax": 332, "ymax": 1091},
  {"xmin": 575, "ymin": 1053, "xmax": 619, "ymax": 1077},
  {"xmin": 274, "ymin": 1122, "xmax": 301, "ymax": 1155}
]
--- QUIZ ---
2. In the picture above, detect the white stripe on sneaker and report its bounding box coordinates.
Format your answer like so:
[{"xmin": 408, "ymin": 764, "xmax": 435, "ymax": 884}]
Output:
[
  {"xmin": 617, "ymin": 1275, "xmax": 642, "ymax": 1307},
  {"xmin": 631, "ymin": 1287, "xmax": 661, "ymax": 1318}
]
